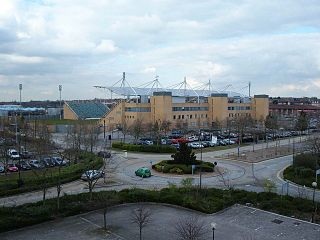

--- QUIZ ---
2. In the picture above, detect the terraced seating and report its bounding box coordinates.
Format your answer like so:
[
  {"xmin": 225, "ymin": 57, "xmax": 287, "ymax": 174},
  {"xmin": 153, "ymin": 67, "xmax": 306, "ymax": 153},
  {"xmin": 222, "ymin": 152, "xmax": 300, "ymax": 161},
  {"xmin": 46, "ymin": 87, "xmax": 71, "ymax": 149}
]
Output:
[{"xmin": 67, "ymin": 101, "xmax": 109, "ymax": 119}]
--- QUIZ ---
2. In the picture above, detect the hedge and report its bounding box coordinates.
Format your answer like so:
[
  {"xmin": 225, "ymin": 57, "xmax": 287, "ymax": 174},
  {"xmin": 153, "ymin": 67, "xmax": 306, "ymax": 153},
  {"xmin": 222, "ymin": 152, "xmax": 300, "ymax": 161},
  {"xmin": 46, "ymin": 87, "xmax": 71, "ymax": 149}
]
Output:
[
  {"xmin": 153, "ymin": 160, "xmax": 215, "ymax": 174},
  {"xmin": 112, "ymin": 142, "xmax": 177, "ymax": 153},
  {"xmin": 293, "ymin": 153, "xmax": 319, "ymax": 170},
  {"xmin": 0, "ymin": 152, "xmax": 103, "ymax": 197}
]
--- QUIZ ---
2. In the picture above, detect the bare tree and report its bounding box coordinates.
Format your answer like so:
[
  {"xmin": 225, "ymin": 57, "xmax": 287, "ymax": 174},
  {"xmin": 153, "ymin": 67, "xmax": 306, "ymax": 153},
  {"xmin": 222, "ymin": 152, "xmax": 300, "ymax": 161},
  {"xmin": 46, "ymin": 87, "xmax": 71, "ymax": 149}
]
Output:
[
  {"xmin": 130, "ymin": 119, "xmax": 144, "ymax": 144},
  {"xmin": 85, "ymin": 171, "xmax": 102, "ymax": 201},
  {"xmin": 216, "ymin": 167, "xmax": 233, "ymax": 189},
  {"xmin": 173, "ymin": 215, "xmax": 207, "ymax": 240},
  {"xmin": 161, "ymin": 120, "xmax": 172, "ymax": 137},
  {"xmin": 82, "ymin": 122, "xmax": 100, "ymax": 153},
  {"xmin": 130, "ymin": 205, "xmax": 152, "ymax": 240}
]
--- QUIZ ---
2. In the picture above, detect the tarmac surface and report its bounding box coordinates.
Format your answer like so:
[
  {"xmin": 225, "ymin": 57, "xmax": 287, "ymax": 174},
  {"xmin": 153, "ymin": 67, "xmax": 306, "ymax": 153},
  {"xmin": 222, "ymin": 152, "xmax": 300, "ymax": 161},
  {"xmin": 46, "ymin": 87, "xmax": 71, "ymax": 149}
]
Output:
[{"xmin": 2, "ymin": 203, "xmax": 320, "ymax": 240}]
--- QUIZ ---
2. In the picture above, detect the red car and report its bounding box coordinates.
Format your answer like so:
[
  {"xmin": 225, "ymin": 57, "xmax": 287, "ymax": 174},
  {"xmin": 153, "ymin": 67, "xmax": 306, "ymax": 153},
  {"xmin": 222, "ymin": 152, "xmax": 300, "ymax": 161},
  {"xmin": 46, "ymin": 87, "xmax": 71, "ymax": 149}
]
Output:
[
  {"xmin": 7, "ymin": 164, "xmax": 18, "ymax": 172},
  {"xmin": 171, "ymin": 138, "xmax": 190, "ymax": 144}
]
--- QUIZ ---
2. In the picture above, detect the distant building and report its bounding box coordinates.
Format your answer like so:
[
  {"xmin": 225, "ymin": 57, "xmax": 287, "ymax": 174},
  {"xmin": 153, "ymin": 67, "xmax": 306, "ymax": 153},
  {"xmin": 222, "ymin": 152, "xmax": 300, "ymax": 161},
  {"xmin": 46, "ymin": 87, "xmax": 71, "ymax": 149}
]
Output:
[
  {"xmin": 64, "ymin": 101, "xmax": 110, "ymax": 120},
  {"xmin": 0, "ymin": 105, "xmax": 46, "ymax": 117},
  {"xmin": 100, "ymin": 92, "xmax": 269, "ymax": 131},
  {"xmin": 269, "ymin": 97, "xmax": 320, "ymax": 117},
  {"xmin": 269, "ymin": 97, "xmax": 320, "ymax": 129}
]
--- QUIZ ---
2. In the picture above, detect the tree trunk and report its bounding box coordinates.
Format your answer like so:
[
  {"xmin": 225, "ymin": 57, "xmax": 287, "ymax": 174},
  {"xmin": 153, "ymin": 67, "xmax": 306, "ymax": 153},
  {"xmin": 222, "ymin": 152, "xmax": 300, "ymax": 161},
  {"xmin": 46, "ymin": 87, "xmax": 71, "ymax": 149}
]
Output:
[
  {"xmin": 139, "ymin": 227, "xmax": 142, "ymax": 240},
  {"xmin": 103, "ymin": 208, "xmax": 107, "ymax": 230},
  {"xmin": 43, "ymin": 185, "xmax": 46, "ymax": 206}
]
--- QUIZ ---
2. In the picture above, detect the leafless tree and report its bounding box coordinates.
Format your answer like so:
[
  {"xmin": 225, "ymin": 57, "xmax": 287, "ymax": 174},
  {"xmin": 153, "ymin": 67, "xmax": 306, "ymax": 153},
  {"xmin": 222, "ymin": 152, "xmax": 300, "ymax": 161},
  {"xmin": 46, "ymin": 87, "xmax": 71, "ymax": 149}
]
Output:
[
  {"xmin": 85, "ymin": 171, "xmax": 102, "ymax": 201},
  {"xmin": 173, "ymin": 215, "xmax": 207, "ymax": 240},
  {"xmin": 161, "ymin": 120, "xmax": 172, "ymax": 137},
  {"xmin": 216, "ymin": 167, "xmax": 233, "ymax": 189},
  {"xmin": 82, "ymin": 122, "xmax": 100, "ymax": 153},
  {"xmin": 31, "ymin": 122, "xmax": 53, "ymax": 205},
  {"xmin": 121, "ymin": 119, "xmax": 130, "ymax": 143},
  {"xmin": 130, "ymin": 119, "xmax": 144, "ymax": 144},
  {"xmin": 130, "ymin": 205, "xmax": 152, "ymax": 240}
]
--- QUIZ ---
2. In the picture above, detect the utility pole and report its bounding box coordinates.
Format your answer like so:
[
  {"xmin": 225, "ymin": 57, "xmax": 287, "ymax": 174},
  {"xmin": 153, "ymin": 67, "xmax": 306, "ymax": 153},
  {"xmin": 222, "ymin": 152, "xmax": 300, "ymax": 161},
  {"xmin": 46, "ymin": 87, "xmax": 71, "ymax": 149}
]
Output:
[
  {"xmin": 59, "ymin": 85, "xmax": 62, "ymax": 120},
  {"xmin": 248, "ymin": 81, "xmax": 251, "ymax": 97}
]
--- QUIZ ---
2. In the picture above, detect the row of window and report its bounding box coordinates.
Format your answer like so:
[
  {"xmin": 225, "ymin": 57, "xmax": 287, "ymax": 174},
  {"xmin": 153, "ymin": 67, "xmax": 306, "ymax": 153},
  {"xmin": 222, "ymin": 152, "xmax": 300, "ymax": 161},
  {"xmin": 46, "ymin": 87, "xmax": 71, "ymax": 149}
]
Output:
[
  {"xmin": 228, "ymin": 113, "xmax": 251, "ymax": 117},
  {"xmin": 173, "ymin": 114, "xmax": 208, "ymax": 120},
  {"xmin": 228, "ymin": 106, "xmax": 251, "ymax": 110},
  {"xmin": 125, "ymin": 107, "xmax": 151, "ymax": 112},
  {"xmin": 125, "ymin": 115, "xmax": 135, "ymax": 119},
  {"xmin": 172, "ymin": 107, "xmax": 209, "ymax": 111},
  {"xmin": 191, "ymin": 122, "xmax": 208, "ymax": 127}
]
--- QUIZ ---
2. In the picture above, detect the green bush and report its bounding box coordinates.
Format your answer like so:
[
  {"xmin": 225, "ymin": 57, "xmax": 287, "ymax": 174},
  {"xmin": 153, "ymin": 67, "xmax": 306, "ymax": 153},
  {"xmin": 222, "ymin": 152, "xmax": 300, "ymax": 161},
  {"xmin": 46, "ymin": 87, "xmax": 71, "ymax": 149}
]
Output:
[
  {"xmin": 112, "ymin": 142, "xmax": 177, "ymax": 153},
  {"xmin": 169, "ymin": 167, "xmax": 184, "ymax": 174},
  {"xmin": 293, "ymin": 153, "xmax": 319, "ymax": 170},
  {"xmin": 153, "ymin": 160, "xmax": 214, "ymax": 174}
]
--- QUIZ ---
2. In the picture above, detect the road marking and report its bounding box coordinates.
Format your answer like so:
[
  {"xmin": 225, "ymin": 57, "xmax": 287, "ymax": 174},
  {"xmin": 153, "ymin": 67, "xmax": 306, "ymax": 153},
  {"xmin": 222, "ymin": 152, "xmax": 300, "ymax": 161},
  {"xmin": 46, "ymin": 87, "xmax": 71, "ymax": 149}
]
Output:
[{"xmin": 79, "ymin": 216, "xmax": 101, "ymax": 228}]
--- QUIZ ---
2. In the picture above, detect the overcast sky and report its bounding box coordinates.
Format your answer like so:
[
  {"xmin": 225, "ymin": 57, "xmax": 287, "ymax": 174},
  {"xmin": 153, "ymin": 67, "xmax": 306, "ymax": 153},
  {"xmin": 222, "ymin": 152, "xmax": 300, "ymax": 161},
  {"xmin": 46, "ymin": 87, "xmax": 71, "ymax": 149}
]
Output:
[{"xmin": 0, "ymin": 0, "xmax": 320, "ymax": 101}]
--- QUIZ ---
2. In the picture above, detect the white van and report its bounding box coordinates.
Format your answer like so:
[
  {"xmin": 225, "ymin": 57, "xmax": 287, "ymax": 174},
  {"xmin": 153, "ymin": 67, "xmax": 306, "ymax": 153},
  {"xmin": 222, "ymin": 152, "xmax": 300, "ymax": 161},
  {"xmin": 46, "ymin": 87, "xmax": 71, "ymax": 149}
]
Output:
[{"xmin": 8, "ymin": 149, "xmax": 20, "ymax": 160}]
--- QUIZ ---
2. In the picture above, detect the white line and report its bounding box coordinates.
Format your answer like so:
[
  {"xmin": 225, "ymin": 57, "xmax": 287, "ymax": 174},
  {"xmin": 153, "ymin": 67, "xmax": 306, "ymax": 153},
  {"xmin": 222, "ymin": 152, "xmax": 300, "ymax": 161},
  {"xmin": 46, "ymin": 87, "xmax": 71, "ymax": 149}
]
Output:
[{"xmin": 79, "ymin": 216, "xmax": 101, "ymax": 228}]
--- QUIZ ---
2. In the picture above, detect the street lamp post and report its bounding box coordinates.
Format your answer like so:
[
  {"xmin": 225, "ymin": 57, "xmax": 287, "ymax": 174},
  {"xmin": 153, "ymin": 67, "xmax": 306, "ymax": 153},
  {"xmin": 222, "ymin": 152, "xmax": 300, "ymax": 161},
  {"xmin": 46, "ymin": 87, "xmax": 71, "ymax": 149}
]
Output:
[
  {"xmin": 59, "ymin": 85, "xmax": 62, "ymax": 120},
  {"xmin": 211, "ymin": 222, "xmax": 216, "ymax": 240},
  {"xmin": 199, "ymin": 130, "xmax": 203, "ymax": 190},
  {"xmin": 312, "ymin": 181, "xmax": 317, "ymax": 223}
]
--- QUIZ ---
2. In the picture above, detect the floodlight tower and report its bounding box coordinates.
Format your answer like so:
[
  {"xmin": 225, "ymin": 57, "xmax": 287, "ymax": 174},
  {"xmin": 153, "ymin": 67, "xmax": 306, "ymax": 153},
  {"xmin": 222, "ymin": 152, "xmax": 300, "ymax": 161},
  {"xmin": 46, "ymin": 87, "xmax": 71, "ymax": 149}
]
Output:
[
  {"xmin": 19, "ymin": 84, "xmax": 22, "ymax": 106},
  {"xmin": 59, "ymin": 85, "xmax": 62, "ymax": 120}
]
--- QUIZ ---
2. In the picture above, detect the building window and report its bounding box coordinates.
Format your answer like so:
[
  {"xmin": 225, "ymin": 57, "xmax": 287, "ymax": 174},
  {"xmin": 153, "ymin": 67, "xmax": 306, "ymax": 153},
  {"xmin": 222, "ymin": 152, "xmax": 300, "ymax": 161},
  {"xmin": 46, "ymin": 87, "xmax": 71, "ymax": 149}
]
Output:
[
  {"xmin": 125, "ymin": 107, "xmax": 151, "ymax": 112},
  {"xmin": 195, "ymin": 114, "xmax": 197, "ymax": 118},
  {"xmin": 182, "ymin": 115, "xmax": 184, "ymax": 119},
  {"xmin": 172, "ymin": 106, "xmax": 209, "ymax": 111},
  {"xmin": 191, "ymin": 122, "xmax": 196, "ymax": 126},
  {"xmin": 173, "ymin": 115, "xmax": 176, "ymax": 119},
  {"xmin": 190, "ymin": 115, "xmax": 192, "ymax": 119},
  {"xmin": 178, "ymin": 115, "xmax": 181, "ymax": 119}
]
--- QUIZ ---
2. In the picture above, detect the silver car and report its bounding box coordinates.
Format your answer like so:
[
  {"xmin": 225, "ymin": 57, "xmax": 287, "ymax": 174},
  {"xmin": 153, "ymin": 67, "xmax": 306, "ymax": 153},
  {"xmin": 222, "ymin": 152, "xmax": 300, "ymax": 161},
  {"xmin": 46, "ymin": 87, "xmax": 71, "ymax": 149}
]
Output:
[{"xmin": 81, "ymin": 170, "xmax": 105, "ymax": 181}]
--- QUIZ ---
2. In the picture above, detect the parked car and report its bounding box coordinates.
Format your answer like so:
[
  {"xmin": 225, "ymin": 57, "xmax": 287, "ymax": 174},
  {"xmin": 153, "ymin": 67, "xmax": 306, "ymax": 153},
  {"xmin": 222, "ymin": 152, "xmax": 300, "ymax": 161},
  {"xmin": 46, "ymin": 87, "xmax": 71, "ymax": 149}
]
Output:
[
  {"xmin": 217, "ymin": 139, "xmax": 227, "ymax": 146},
  {"xmin": 7, "ymin": 163, "xmax": 18, "ymax": 172},
  {"xmin": 29, "ymin": 159, "xmax": 44, "ymax": 169},
  {"xmin": 171, "ymin": 143, "xmax": 180, "ymax": 149},
  {"xmin": 81, "ymin": 170, "xmax": 105, "ymax": 181},
  {"xmin": 51, "ymin": 156, "xmax": 68, "ymax": 166},
  {"xmin": 16, "ymin": 161, "xmax": 32, "ymax": 171},
  {"xmin": 189, "ymin": 142, "xmax": 204, "ymax": 149},
  {"xmin": 135, "ymin": 167, "xmax": 151, "ymax": 178},
  {"xmin": 41, "ymin": 157, "xmax": 55, "ymax": 167},
  {"xmin": 0, "ymin": 165, "xmax": 5, "ymax": 173},
  {"xmin": 8, "ymin": 149, "xmax": 20, "ymax": 160},
  {"xmin": 20, "ymin": 151, "xmax": 34, "ymax": 159},
  {"xmin": 145, "ymin": 140, "xmax": 154, "ymax": 145},
  {"xmin": 97, "ymin": 151, "xmax": 111, "ymax": 158}
]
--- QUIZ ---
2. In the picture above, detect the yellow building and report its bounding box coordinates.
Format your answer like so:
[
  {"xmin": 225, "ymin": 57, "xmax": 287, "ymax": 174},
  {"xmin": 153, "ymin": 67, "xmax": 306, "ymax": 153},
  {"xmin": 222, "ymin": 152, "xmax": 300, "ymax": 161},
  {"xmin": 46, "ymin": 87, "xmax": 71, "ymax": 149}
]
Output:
[{"xmin": 100, "ymin": 92, "xmax": 269, "ymax": 131}]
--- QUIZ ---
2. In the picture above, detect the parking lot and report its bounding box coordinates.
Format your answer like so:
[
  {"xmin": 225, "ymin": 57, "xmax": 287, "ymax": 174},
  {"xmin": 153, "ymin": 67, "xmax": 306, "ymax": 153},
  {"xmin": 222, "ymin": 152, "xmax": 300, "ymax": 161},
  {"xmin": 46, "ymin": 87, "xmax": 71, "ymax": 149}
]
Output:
[{"xmin": 2, "ymin": 204, "xmax": 319, "ymax": 240}]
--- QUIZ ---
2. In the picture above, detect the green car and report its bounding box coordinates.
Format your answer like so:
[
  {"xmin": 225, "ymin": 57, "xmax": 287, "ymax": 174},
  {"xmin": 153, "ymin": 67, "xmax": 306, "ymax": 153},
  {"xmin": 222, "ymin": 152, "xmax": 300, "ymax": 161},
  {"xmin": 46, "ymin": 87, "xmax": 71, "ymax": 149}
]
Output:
[{"xmin": 135, "ymin": 167, "xmax": 151, "ymax": 178}]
